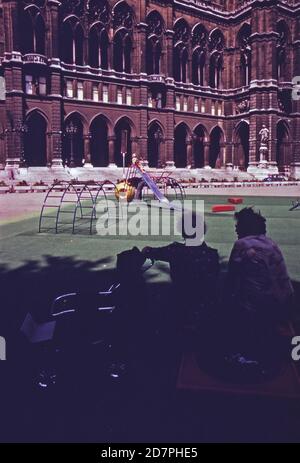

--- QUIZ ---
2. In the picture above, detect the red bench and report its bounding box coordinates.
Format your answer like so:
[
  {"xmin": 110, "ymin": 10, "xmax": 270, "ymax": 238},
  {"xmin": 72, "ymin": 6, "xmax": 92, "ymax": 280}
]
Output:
[
  {"xmin": 212, "ymin": 205, "xmax": 236, "ymax": 213},
  {"xmin": 228, "ymin": 197, "xmax": 243, "ymax": 204}
]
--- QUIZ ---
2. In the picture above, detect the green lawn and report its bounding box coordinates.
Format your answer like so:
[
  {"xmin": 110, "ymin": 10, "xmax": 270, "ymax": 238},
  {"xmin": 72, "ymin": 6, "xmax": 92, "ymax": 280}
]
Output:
[{"xmin": 0, "ymin": 195, "xmax": 299, "ymax": 281}]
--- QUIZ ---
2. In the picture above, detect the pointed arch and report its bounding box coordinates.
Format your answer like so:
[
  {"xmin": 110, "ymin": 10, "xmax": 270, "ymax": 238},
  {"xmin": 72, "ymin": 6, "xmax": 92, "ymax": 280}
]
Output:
[
  {"xmin": 21, "ymin": 6, "xmax": 45, "ymax": 55},
  {"xmin": 63, "ymin": 113, "xmax": 84, "ymax": 167},
  {"xmin": 174, "ymin": 122, "xmax": 190, "ymax": 168},
  {"xmin": 192, "ymin": 47, "xmax": 206, "ymax": 85},
  {"xmin": 90, "ymin": 115, "xmax": 109, "ymax": 167},
  {"xmin": 61, "ymin": 18, "xmax": 75, "ymax": 64},
  {"xmin": 146, "ymin": 10, "xmax": 165, "ymax": 75},
  {"xmin": 234, "ymin": 120, "xmax": 249, "ymax": 169},
  {"xmin": 276, "ymin": 120, "xmax": 291, "ymax": 172},
  {"xmin": 209, "ymin": 51, "xmax": 223, "ymax": 89},
  {"xmin": 114, "ymin": 116, "xmax": 136, "ymax": 166},
  {"xmin": 277, "ymin": 20, "xmax": 290, "ymax": 81},
  {"xmin": 237, "ymin": 23, "xmax": 251, "ymax": 87},
  {"xmin": 35, "ymin": 13, "xmax": 45, "ymax": 55},
  {"xmin": 193, "ymin": 124, "xmax": 208, "ymax": 168},
  {"xmin": 89, "ymin": 24, "xmax": 109, "ymax": 69},
  {"xmin": 209, "ymin": 126, "xmax": 224, "ymax": 168},
  {"xmin": 113, "ymin": 29, "xmax": 132, "ymax": 73},
  {"xmin": 75, "ymin": 23, "xmax": 84, "ymax": 65},
  {"xmin": 147, "ymin": 120, "xmax": 164, "ymax": 168},
  {"xmin": 24, "ymin": 110, "xmax": 47, "ymax": 167}
]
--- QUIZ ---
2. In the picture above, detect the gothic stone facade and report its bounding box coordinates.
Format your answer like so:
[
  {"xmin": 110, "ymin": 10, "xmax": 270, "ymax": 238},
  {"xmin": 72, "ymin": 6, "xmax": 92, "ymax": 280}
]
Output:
[{"xmin": 0, "ymin": 0, "xmax": 299, "ymax": 174}]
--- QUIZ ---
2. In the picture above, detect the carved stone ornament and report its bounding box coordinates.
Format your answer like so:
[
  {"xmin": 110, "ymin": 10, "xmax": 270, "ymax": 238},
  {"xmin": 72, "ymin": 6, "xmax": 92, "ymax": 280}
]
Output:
[
  {"xmin": 147, "ymin": 12, "xmax": 164, "ymax": 37},
  {"xmin": 192, "ymin": 25, "xmax": 207, "ymax": 49},
  {"xmin": 60, "ymin": 0, "xmax": 85, "ymax": 18},
  {"xmin": 87, "ymin": 0, "xmax": 109, "ymax": 24},
  {"xmin": 236, "ymin": 99, "xmax": 249, "ymax": 113},
  {"xmin": 113, "ymin": 3, "xmax": 133, "ymax": 30},
  {"xmin": 174, "ymin": 21, "xmax": 190, "ymax": 44},
  {"xmin": 208, "ymin": 30, "xmax": 225, "ymax": 52}
]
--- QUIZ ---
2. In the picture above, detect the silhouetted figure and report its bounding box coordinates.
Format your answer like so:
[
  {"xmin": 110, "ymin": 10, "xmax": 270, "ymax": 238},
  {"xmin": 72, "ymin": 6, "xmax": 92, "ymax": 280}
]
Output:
[
  {"xmin": 225, "ymin": 207, "xmax": 294, "ymax": 361},
  {"xmin": 142, "ymin": 217, "xmax": 219, "ymax": 326}
]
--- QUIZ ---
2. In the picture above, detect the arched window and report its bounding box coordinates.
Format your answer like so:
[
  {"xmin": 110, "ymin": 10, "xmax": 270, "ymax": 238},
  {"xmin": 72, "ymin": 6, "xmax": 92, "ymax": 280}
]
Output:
[
  {"xmin": 193, "ymin": 125, "xmax": 206, "ymax": 168},
  {"xmin": 60, "ymin": 18, "xmax": 84, "ymax": 65},
  {"xmin": 61, "ymin": 19, "xmax": 73, "ymax": 64},
  {"xmin": 209, "ymin": 52, "xmax": 222, "ymax": 89},
  {"xmin": 35, "ymin": 14, "xmax": 45, "ymax": 54},
  {"xmin": 209, "ymin": 126, "xmax": 223, "ymax": 168},
  {"xmin": 21, "ymin": 7, "xmax": 45, "ymax": 55},
  {"xmin": 112, "ymin": 2, "xmax": 134, "ymax": 74},
  {"xmin": 208, "ymin": 29, "xmax": 224, "ymax": 89},
  {"xmin": 148, "ymin": 123, "xmax": 163, "ymax": 167},
  {"xmin": 192, "ymin": 24, "xmax": 207, "ymax": 86},
  {"xmin": 100, "ymin": 30, "xmax": 109, "ymax": 69},
  {"xmin": 192, "ymin": 48, "xmax": 206, "ymax": 85},
  {"xmin": 146, "ymin": 11, "xmax": 164, "ymax": 75},
  {"xmin": 235, "ymin": 121, "xmax": 249, "ymax": 169},
  {"xmin": 89, "ymin": 25, "xmax": 108, "ymax": 69},
  {"xmin": 173, "ymin": 19, "xmax": 190, "ymax": 83},
  {"xmin": 24, "ymin": 112, "xmax": 47, "ymax": 167},
  {"xmin": 146, "ymin": 37, "xmax": 162, "ymax": 75},
  {"xmin": 174, "ymin": 44, "xmax": 188, "ymax": 83},
  {"xmin": 174, "ymin": 123, "xmax": 188, "ymax": 167},
  {"xmin": 277, "ymin": 21, "xmax": 289, "ymax": 81},
  {"xmin": 237, "ymin": 24, "xmax": 251, "ymax": 87},
  {"xmin": 124, "ymin": 34, "xmax": 132, "ymax": 73},
  {"xmin": 113, "ymin": 29, "xmax": 132, "ymax": 73},
  {"xmin": 89, "ymin": 26, "xmax": 100, "ymax": 68},
  {"xmin": 63, "ymin": 114, "xmax": 84, "ymax": 167},
  {"xmin": 114, "ymin": 118, "xmax": 133, "ymax": 167},
  {"xmin": 90, "ymin": 116, "xmax": 109, "ymax": 167},
  {"xmin": 276, "ymin": 121, "xmax": 290, "ymax": 171},
  {"xmin": 75, "ymin": 24, "xmax": 84, "ymax": 65}
]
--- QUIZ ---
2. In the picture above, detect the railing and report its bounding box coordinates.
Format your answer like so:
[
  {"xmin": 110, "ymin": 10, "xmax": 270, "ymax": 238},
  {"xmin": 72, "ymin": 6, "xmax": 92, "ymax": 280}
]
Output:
[
  {"xmin": 180, "ymin": 181, "xmax": 300, "ymax": 189},
  {"xmin": 23, "ymin": 54, "xmax": 48, "ymax": 65},
  {"xmin": 148, "ymin": 74, "xmax": 166, "ymax": 84}
]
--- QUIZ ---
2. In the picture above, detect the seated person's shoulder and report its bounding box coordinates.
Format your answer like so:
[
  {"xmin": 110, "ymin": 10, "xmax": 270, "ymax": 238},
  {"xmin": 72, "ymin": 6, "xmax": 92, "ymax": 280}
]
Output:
[{"xmin": 200, "ymin": 242, "xmax": 219, "ymax": 258}]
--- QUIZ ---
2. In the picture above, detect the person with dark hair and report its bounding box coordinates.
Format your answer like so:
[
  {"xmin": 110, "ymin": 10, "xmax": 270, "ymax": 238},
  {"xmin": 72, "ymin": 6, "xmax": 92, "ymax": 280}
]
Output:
[
  {"xmin": 226, "ymin": 207, "xmax": 294, "ymax": 360},
  {"xmin": 142, "ymin": 212, "xmax": 219, "ymax": 326}
]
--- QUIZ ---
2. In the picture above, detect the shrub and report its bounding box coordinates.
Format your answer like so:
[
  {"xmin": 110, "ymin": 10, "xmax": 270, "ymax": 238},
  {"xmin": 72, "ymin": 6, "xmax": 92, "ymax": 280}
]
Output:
[
  {"xmin": 16, "ymin": 180, "xmax": 29, "ymax": 186},
  {"xmin": 33, "ymin": 180, "xmax": 46, "ymax": 186}
]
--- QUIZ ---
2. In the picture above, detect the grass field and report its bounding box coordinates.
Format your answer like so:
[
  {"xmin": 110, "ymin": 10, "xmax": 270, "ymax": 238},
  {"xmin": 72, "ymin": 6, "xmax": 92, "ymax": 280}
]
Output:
[{"xmin": 1, "ymin": 194, "xmax": 299, "ymax": 279}]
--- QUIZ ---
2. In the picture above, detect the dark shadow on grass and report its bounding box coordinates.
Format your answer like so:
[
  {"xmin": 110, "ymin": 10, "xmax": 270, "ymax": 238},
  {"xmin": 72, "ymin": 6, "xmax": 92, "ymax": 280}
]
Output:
[{"xmin": 0, "ymin": 254, "xmax": 299, "ymax": 443}]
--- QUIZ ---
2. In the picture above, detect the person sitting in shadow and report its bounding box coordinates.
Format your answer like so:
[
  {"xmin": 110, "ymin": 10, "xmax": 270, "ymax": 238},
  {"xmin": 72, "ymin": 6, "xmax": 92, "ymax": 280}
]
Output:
[
  {"xmin": 223, "ymin": 207, "xmax": 294, "ymax": 369},
  {"xmin": 142, "ymin": 211, "xmax": 220, "ymax": 331},
  {"xmin": 108, "ymin": 246, "xmax": 149, "ymax": 370}
]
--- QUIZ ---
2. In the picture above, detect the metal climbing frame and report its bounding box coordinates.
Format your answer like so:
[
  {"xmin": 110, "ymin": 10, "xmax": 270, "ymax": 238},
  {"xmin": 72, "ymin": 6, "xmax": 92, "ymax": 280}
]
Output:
[{"xmin": 38, "ymin": 181, "xmax": 111, "ymax": 234}]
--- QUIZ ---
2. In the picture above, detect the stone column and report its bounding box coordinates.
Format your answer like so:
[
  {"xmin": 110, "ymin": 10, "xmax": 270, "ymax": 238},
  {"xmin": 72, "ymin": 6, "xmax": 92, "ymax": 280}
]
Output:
[
  {"xmin": 108, "ymin": 27, "xmax": 114, "ymax": 70},
  {"xmin": 186, "ymin": 137, "xmax": 193, "ymax": 169},
  {"xmin": 84, "ymin": 133, "xmax": 92, "ymax": 167},
  {"xmin": 3, "ymin": 0, "xmax": 20, "ymax": 53},
  {"xmin": 203, "ymin": 141, "xmax": 210, "ymax": 167},
  {"xmin": 108, "ymin": 135, "xmax": 116, "ymax": 167},
  {"xmin": 165, "ymin": 30, "xmax": 174, "ymax": 78},
  {"xmin": 137, "ymin": 23, "xmax": 147, "ymax": 75},
  {"xmin": 159, "ymin": 138, "xmax": 166, "ymax": 167},
  {"xmin": 48, "ymin": 0, "xmax": 60, "ymax": 59},
  {"xmin": 220, "ymin": 142, "xmax": 226, "ymax": 168},
  {"xmin": 49, "ymin": 130, "xmax": 63, "ymax": 168},
  {"xmin": 131, "ymin": 137, "xmax": 138, "ymax": 158}
]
